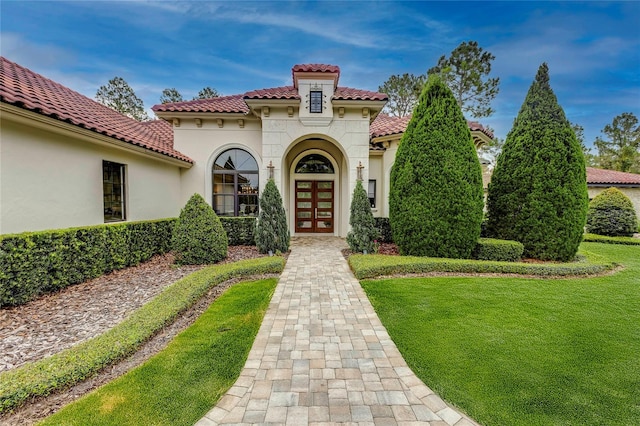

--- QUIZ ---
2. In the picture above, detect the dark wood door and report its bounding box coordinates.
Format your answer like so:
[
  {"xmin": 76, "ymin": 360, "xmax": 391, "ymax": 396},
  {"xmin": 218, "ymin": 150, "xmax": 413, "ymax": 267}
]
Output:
[{"xmin": 295, "ymin": 181, "xmax": 334, "ymax": 233}]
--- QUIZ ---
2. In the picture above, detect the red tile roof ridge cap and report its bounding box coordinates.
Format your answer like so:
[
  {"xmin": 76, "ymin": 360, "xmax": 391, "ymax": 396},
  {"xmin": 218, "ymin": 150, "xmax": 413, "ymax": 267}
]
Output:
[{"xmin": 292, "ymin": 64, "xmax": 340, "ymax": 73}]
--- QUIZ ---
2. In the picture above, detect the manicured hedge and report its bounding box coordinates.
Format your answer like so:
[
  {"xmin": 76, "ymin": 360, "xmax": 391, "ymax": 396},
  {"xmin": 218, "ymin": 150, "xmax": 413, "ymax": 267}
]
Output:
[
  {"xmin": 583, "ymin": 233, "xmax": 640, "ymax": 246},
  {"xmin": 0, "ymin": 256, "xmax": 285, "ymax": 414},
  {"xmin": 0, "ymin": 219, "xmax": 175, "ymax": 307},
  {"xmin": 348, "ymin": 253, "xmax": 615, "ymax": 280},
  {"xmin": 473, "ymin": 238, "xmax": 524, "ymax": 262},
  {"xmin": 374, "ymin": 217, "xmax": 393, "ymax": 243},
  {"xmin": 220, "ymin": 217, "xmax": 256, "ymax": 245}
]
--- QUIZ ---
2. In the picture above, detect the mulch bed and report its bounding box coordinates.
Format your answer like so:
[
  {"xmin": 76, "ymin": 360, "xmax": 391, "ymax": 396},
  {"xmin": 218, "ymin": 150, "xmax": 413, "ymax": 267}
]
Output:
[{"xmin": 0, "ymin": 246, "xmax": 270, "ymax": 425}]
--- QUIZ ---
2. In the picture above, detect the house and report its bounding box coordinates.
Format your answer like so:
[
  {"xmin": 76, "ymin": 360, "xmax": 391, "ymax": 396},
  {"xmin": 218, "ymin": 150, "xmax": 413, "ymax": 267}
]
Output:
[
  {"xmin": 1, "ymin": 57, "xmax": 499, "ymax": 236},
  {"xmin": 586, "ymin": 167, "xmax": 640, "ymax": 218}
]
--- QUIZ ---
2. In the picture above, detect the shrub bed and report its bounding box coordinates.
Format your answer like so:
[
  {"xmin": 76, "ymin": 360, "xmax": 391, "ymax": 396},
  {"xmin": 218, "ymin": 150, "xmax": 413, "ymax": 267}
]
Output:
[
  {"xmin": 0, "ymin": 256, "xmax": 285, "ymax": 414},
  {"xmin": 583, "ymin": 233, "xmax": 640, "ymax": 246},
  {"xmin": 349, "ymin": 253, "xmax": 615, "ymax": 280},
  {"xmin": 220, "ymin": 217, "xmax": 256, "ymax": 245},
  {"xmin": 0, "ymin": 219, "xmax": 175, "ymax": 307},
  {"xmin": 473, "ymin": 238, "xmax": 524, "ymax": 262},
  {"xmin": 374, "ymin": 217, "xmax": 393, "ymax": 243}
]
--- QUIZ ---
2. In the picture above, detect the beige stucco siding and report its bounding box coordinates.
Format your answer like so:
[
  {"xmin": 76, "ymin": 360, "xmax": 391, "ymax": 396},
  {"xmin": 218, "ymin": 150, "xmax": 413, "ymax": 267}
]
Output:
[
  {"xmin": 1, "ymin": 120, "xmax": 182, "ymax": 235},
  {"xmin": 588, "ymin": 186, "xmax": 640, "ymax": 221}
]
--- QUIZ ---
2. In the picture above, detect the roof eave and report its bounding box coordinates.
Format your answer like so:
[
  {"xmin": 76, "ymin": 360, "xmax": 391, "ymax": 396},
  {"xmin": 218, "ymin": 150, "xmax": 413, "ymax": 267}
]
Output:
[{"xmin": 2, "ymin": 103, "xmax": 193, "ymax": 168}]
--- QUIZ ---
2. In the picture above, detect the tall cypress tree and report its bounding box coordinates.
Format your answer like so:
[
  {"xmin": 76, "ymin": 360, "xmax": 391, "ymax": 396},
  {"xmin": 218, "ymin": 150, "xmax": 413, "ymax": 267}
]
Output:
[
  {"xmin": 486, "ymin": 63, "xmax": 588, "ymax": 261},
  {"xmin": 389, "ymin": 75, "xmax": 484, "ymax": 258}
]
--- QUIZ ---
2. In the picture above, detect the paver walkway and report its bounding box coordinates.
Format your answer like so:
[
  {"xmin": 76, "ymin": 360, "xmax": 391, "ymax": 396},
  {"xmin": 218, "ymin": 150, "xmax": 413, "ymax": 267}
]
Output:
[{"xmin": 196, "ymin": 237, "xmax": 478, "ymax": 426}]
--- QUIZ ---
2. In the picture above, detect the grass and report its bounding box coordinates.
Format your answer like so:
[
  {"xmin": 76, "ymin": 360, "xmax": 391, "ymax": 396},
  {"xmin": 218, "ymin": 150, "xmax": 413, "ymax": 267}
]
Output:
[
  {"xmin": 0, "ymin": 256, "xmax": 285, "ymax": 413},
  {"xmin": 39, "ymin": 278, "xmax": 277, "ymax": 426},
  {"xmin": 360, "ymin": 242, "xmax": 640, "ymax": 426}
]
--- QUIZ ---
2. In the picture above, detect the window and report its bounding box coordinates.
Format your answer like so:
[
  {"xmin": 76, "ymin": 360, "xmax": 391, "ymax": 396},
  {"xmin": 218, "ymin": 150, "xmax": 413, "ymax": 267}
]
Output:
[
  {"xmin": 212, "ymin": 149, "xmax": 259, "ymax": 216},
  {"xmin": 103, "ymin": 160, "xmax": 126, "ymax": 222},
  {"xmin": 310, "ymin": 90, "xmax": 322, "ymax": 113},
  {"xmin": 295, "ymin": 154, "xmax": 334, "ymax": 174},
  {"xmin": 368, "ymin": 180, "xmax": 376, "ymax": 208}
]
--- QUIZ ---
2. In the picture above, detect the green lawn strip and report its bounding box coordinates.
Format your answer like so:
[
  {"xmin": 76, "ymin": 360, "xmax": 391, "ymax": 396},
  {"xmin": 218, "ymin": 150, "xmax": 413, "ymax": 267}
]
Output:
[
  {"xmin": 38, "ymin": 278, "xmax": 277, "ymax": 426},
  {"xmin": 349, "ymin": 246, "xmax": 616, "ymax": 280},
  {"xmin": 583, "ymin": 233, "xmax": 640, "ymax": 245},
  {"xmin": 360, "ymin": 243, "xmax": 640, "ymax": 425},
  {"xmin": 0, "ymin": 257, "xmax": 285, "ymax": 414}
]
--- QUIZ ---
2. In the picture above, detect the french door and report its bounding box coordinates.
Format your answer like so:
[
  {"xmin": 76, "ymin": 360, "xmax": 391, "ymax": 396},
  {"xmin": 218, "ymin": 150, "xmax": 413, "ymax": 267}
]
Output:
[{"xmin": 295, "ymin": 181, "xmax": 334, "ymax": 233}]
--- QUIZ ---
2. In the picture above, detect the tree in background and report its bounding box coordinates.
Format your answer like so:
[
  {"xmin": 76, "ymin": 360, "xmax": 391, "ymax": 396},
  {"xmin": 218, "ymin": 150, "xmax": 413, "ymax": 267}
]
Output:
[
  {"xmin": 427, "ymin": 40, "xmax": 500, "ymax": 118},
  {"xmin": 571, "ymin": 122, "xmax": 597, "ymax": 166},
  {"xmin": 160, "ymin": 88, "xmax": 184, "ymax": 104},
  {"xmin": 586, "ymin": 187, "xmax": 638, "ymax": 237},
  {"xmin": 389, "ymin": 75, "xmax": 484, "ymax": 258},
  {"xmin": 486, "ymin": 63, "xmax": 588, "ymax": 261},
  {"xmin": 96, "ymin": 77, "xmax": 149, "ymax": 121},
  {"xmin": 593, "ymin": 112, "xmax": 640, "ymax": 173},
  {"xmin": 346, "ymin": 180, "xmax": 378, "ymax": 253},
  {"xmin": 255, "ymin": 179, "xmax": 289, "ymax": 254},
  {"xmin": 378, "ymin": 73, "xmax": 426, "ymax": 117},
  {"xmin": 193, "ymin": 86, "xmax": 220, "ymax": 100},
  {"xmin": 172, "ymin": 193, "xmax": 228, "ymax": 265}
]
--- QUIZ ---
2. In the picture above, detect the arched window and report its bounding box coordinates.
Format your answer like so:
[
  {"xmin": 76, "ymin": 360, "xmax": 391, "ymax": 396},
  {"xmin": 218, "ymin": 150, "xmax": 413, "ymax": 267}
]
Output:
[
  {"xmin": 212, "ymin": 149, "xmax": 259, "ymax": 216},
  {"xmin": 295, "ymin": 154, "xmax": 334, "ymax": 174}
]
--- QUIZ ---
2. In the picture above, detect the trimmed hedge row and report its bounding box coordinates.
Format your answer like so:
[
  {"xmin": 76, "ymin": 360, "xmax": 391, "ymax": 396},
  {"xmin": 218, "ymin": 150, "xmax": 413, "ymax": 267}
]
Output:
[
  {"xmin": 0, "ymin": 219, "xmax": 175, "ymax": 307},
  {"xmin": 220, "ymin": 217, "xmax": 256, "ymax": 245},
  {"xmin": 348, "ymin": 252, "xmax": 615, "ymax": 280},
  {"xmin": 0, "ymin": 256, "xmax": 285, "ymax": 414},
  {"xmin": 583, "ymin": 233, "xmax": 640, "ymax": 246},
  {"xmin": 473, "ymin": 238, "xmax": 524, "ymax": 262}
]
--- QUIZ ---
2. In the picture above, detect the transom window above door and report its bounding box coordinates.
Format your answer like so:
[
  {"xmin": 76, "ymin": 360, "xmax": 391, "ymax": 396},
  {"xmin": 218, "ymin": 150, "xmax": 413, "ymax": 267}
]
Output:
[
  {"xmin": 295, "ymin": 154, "xmax": 334, "ymax": 174},
  {"xmin": 212, "ymin": 149, "xmax": 259, "ymax": 217}
]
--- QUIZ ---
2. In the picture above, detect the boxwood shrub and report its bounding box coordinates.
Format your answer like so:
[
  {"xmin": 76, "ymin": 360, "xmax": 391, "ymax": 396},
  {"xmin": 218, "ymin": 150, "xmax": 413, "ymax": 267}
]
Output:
[
  {"xmin": 0, "ymin": 256, "xmax": 285, "ymax": 414},
  {"xmin": 583, "ymin": 233, "xmax": 640, "ymax": 246},
  {"xmin": 348, "ymin": 252, "xmax": 615, "ymax": 280},
  {"xmin": 0, "ymin": 219, "xmax": 175, "ymax": 307},
  {"xmin": 220, "ymin": 217, "xmax": 256, "ymax": 245},
  {"xmin": 374, "ymin": 217, "xmax": 393, "ymax": 243},
  {"xmin": 473, "ymin": 238, "xmax": 524, "ymax": 262}
]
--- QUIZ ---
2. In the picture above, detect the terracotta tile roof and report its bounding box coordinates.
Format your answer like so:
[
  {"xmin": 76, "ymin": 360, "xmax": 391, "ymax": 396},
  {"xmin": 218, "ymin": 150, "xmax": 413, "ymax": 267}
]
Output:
[
  {"xmin": 0, "ymin": 57, "xmax": 192, "ymax": 163},
  {"xmin": 370, "ymin": 114, "xmax": 494, "ymax": 140},
  {"xmin": 370, "ymin": 114, "xmax": 411, "ymax": 138},
  {"xmin": 467, "ymin": 120, "xmax": 494, "ymax": 139},
  {"xmin": 586, "ymin": 167, "xmax": 640, "ymax": 185},
  {"xmin": 333, "ymin": 87, "xmax": 388, "ymax": 101},
  {"xmin": 152, "ymin": 94, "xmax": 250, "ymax": 114},
  {"xmin": 292, "ymin": 64, "xmax": 340, "ymax": 74},
  {"xmin": 244, "ymin": 86, "xmax": 300, "ymax": 100}
]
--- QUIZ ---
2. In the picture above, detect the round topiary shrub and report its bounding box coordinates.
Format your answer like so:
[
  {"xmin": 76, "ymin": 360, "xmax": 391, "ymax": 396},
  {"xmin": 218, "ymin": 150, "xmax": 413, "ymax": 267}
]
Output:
[
  {"xmin": 347, "ymin": 180, "xmax": 378, "ymax": 253},
  {"xmin": 255, "ymin": 179, "xmax": 290, "ymax": 254},
  {"xmin": 586, "ymin": 187, "xmax": 638, "ymax": 237},
  {"xmin": 172, "ymin": 193, "xmax": 228, "ymax": 264}
]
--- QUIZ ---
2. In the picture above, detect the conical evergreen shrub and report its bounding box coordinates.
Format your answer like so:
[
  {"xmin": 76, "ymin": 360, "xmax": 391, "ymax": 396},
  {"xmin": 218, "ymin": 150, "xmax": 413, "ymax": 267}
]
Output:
[
  {"xmin": 255, "ymin": 179, "xmax": 289, "ymax": 254},
  {"xmin": 172, "ymin": 193, "xmax": 228, "ymax": 265},
  {"xmin": 486, "ymin": 63, "xmax": 588, "ymax": 261},
  {"xmin": 389, "ymin": 75, "xmax": 484, "ymax": 258},
  {"xmin": 586, "ymin": 187, "xmax": 637, "ymax": 236},
  {"xmin": 347, "ymin": 180, "xmax": 378, "ymax": 253}
]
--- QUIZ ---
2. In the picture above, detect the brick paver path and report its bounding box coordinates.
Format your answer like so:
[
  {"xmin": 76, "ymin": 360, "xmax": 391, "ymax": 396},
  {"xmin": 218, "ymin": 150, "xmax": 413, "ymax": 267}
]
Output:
[{"xmin": 196, "ymin": 237, "xmax": 478, "ymax": 426}]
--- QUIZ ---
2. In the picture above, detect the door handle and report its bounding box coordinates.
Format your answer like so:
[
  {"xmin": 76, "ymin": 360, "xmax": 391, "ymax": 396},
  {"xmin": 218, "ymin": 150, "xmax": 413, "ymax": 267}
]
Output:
[{"xmin": 315, "ymin": 208, "xmax": 317, "ymax": 219}]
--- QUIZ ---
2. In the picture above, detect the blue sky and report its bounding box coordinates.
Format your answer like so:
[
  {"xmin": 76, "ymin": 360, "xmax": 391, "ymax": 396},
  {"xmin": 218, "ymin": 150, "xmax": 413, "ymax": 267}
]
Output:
[{"xmin": 2, "ymin": 1, "xmax": 639, "ymax": 146}]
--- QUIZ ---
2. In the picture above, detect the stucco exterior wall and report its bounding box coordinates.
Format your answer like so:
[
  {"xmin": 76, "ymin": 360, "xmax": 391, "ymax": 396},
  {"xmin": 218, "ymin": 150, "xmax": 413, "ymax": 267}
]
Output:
[
  {"xmin": 1, "ymin": 119, "xmax": 182, "ymax": 234},
  {"xmin": 588, "ymin": 186, "xmax": 640, "ymax": 222}
]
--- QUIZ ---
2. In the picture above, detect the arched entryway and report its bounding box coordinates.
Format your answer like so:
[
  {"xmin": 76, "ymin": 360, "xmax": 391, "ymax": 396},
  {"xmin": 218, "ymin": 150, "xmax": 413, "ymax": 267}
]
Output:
[{"xmin": 292, "ymin": 153, "xmax": 336, "ymax": 233}]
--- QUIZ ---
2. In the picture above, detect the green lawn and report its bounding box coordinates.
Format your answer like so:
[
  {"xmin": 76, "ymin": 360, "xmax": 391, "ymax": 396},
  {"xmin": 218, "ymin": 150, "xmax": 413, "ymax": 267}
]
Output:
[
  {"xmin": 361, "ymin": 243, "xmax": 640, "ymax": 426},
  {"xmin": 39, "ymin": 278, "xmax": 277, "ymax": 426}
]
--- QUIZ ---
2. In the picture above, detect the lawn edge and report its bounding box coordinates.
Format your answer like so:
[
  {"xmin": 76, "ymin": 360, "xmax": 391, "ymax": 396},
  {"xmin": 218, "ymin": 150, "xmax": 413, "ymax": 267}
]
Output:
[
  {"xmin": 349, "ymin": 249, "xmax": 617, "ymax": 280},
  {"xmin": 0, "ymin": 256, "xmax": 286, "ymax": 414}
]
